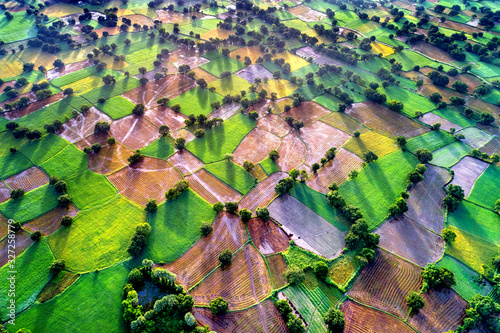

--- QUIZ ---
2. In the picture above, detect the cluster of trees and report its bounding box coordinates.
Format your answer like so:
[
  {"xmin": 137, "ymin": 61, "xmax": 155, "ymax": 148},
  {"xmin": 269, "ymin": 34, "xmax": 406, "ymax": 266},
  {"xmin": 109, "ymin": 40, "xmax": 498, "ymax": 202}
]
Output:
[
  {"xmin": 275, "ymin": 299, "xmax": 306, "ymax": 333},
  {"xmin": 165, "ymin": 180, "xmax": 189, "ymax": 200},
  {"xmin": 311, "ymin": 147, "xmax": 337, "ymax": 173},
  {"xmin": 443, "ymin": 184, "xmax": 464, "ymax": 212},
  {"xmin": 421, "ymin": 264, "xmax": 455, "ymax": 291},
  {"xmin": 127, "ymin": 223, "xmax": 151, "ymax": 257}
]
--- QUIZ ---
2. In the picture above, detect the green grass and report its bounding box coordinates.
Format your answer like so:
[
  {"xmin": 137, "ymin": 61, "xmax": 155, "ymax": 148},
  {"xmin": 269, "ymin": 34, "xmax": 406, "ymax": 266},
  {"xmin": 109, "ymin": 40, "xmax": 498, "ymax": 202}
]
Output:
[
  {"xmin": 283, "ymin": 244, "xmax": 327, "ymax": 270},
  {"xmin": 170, "ymin": 86, "xmax": 223, "ymax": 117},
  {"xmin": 81, "ymin": 77, "xmax": 141, "ymax": 104},
  {"xmin": 313, "ymin": 94, "xmax": 343, "ymax": 112},
  {"xmin": 339, "ymin": 150, "xmax": 418, "ymax": 229},
  {"xmin": 8, "ymin": 263, "xmax": 129, "ymax": 333},
  {"xmin": 65, "ymin": 170, "xmax": 118, "ymax": 209},
  {"xmin": 143, "ymin": 189, "xmax": 216, "ymax": 262},
  {"xmin": 0, "ymin": 153, "xmax": 33, "ymax": 179},
  {"xmin": 364, "ymin": 27, "xmax": 408, "ymax": 48},
  {"xmin": 185, "ymin": 113, "xmax": 256, "ymax": 163},
  {"xmin": 448, "ymin": 201, "xmax": 500, "ymax": 244},
  {"xmin": 200, "ymin": 56, "xmax": 246, "ymax": 77},
  {"xmin": 468, "ymin": 164, "xmax": 500, "ymax": 210},
  {"xmin": 94, "ymin": 95, "xmax": 135, "ymax": 119},
  {"xmin": 259, "ymin": 157, "xmax": 280, "ymax": 175},
  {"xmin": 432, "ymin": 107, "xmax": 476, "ymax": 128},
  {"xmin": 289, "ymin": 182, "xmax": 349, "ymax": 232},
  {"xmin": 0, "ymin": 12, "xmax": 37, "ymax": 43},
  {"xmin": 481, "ymin": 87, "xmax": 500, "ymax": 105},
  {"xmin": 0, "ymin": 238, "xmax": 55, "ymax": 322},
  {"xmin": 18, "ymin": 134, "xmax": 69, "ymax": 165},
  {"xmin": 49, "ymin": 195, "xmax": 145, "ymax": 273},
  {"xmin": 63, "ymin": 95, "xmax": 90, "ymax": 111},
  {"xmin": 16, "ymin": 100, "xmax": 77, "ymax": 133},
  {"xmin": 141, "ymin": 136, "xmax": 175, "ymax": 160},
  {"xmin": 305, "ymin": 0, "xmax": 340, "ymax": 12},
  {"xmin": 51, "ymin": 66, "xmax": 125, "ymax": 87},
  {"xmin": 431, "ymin": 141, "xmax": 472, "ymax": 168},
  {"xmin": 0, "ymin": 184, "xmax": 59, "ymax": 223},
  {"xmin": 405, "ymin": 130, "xmax": 456, "ymax": 153},
  {"xmin": 383, "ymin": 85, "xmax": 437, "ymax": 117},
  {"xmin": 204, "ymin": 160, "xmax": 256, "ymax": 195},
  {"xmin": 41, "ymin": 144, "xmax": 89, "ymax": 179}
]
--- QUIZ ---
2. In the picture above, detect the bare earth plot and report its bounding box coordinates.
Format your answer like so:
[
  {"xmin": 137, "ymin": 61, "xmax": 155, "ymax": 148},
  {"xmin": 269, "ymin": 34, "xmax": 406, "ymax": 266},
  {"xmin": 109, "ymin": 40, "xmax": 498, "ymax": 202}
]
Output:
[
  {"xmin": 236, "ymin": 64, "xmax": 273, "ymax": 83},
  {"xmin": 4, "ymin": 167, "xmax": 49, "ymax": 192},
  {"xmin": 348, "ymin": 249, "xmax": 423, "ymax": 319},
  {"xmin": 0, "ymin": 229, "xmax": 33, "ymax": 267},
  {"xmin": 450, "ymin": 156, "xmax": 489, "ymax": 197},
  {"xmin": 420, "ymin": 112, "xmax": 462, "ymax": 132},
  {"xmin": 59, "ymin": 107, "xmax": 112, "ymax": 143},
  {"xmin": 277, "ymin": 131, "xmax": 307, "ymax": 171},
  {"xmin": 480, "ymin": 136, "xmax": 500, "ymax": 156},
  {"xmin": 167, "ymin": 150, "xmax": 204, "ymax": 175},
  {"xmin": 109, "ymin": 115, "xmax": 160, "ymax": 150},
  {"xmin": 238, "ymin": 172, "xmax": 288, "ymax": 212},
  {"xmin": 247, "ymin": 218, "xmax": 290, "ymax": 255},
  {"xmin": 165, "ymin": 212, "xmax": 247, "ymax": 289},
  {"xmin": 23, "ymin": 204, "xmax": 78, "ymax": 236},
  {"xmin": 307, "ymin": 148, "xmax": 364, "ymax": 193},
  {"xmin": 233, "ymin": 127, "xmax": 281, "ymax": 166},
  {"xmin": 321, "ymin": 112, "xmax": 369, "ymax": 135},
  {"xmin": 282, "ymin": 101, "xmax": 331, "ymax": 126},
  {"xmin": 268, "ymin": 194, "xmax": 345, "ymax": 259},
  {"xmin": 257, "ymin": 113, "xmax": 291, "ymax": 137},
  {"xmin": 0, "ymin": 183, "xmax": 11, "ymax": 204},
  {"xmin": 296, "ymin": 46, "xmax": 342, "ymax": 66},
  {"xmin": 405, "ymin": 164, "xmax": 450, "ymax": 233},
  {"xmin": 185, "ymin": 169, "xmax": 242, "ymax": 205},
  {"xmin": 88, "ymin": 143, "xmax": 132, "ymax": 175},
  {"xmin": 107, "ymin": 157, "xmax": 183, "ymax": 206},
  {"xmin": 2, "ymin": 93, "xmax": 65, "ymax": 120},
  {"xmin": 144, "ymin": 106, "xmax": 187, "ymax": 131},
  {"xmin": 375, "ymin": 216, "xmax": 444, "ymax": 267},
  {"xmin": 209, "ymin": 102, "xmax": 241, "ymax": 121}
]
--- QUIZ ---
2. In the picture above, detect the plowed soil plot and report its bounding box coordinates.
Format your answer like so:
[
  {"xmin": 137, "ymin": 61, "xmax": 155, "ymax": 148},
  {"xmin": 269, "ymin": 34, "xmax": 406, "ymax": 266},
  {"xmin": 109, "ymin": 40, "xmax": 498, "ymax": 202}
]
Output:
[
  {"xmin": 282, "ymin": 101, "xmax": 330, "ymax": 126},
  {"xmin": 23, "ymin": 204, "xmax": 78, "ymax": 236},
  {"xmin": 46, "ymin": 59, "xmax": 91, "ymax": 80},
  {"xmin": 348, "ymin": 249, "xmax": 423, "ymax": 319},
  {"xmin": 194, "ymin": 299, "xmax": 287, "ymax": 333},
  {"xmin": 155, "ymin": 10, "xmax": 204, "ymax": 23},
  {"xmin": 347, "ymin": 101, "xmax": 428, "ymax": 139},
  {"xmin": 257, "ymin": 113, "xmax": 290, "ymax": 137},
  {"xmin": 2, "ymin": 93, "xmax": 65, "ymax": 120},
  {"xmin": 239, "ymin": 172, "xmax": 288, "ymax": 212},
  {"xmin": 248, "ymin": 218, "xmax": 289, "ymax": 255},
  {"xmin": 190, "ymin": 244, "xmax": 272, "ymax": 310},
  {"xmin": 420, "ymin": 112, "xmax": 462, "ymax": 132},
  {"xmin": 411, "ymin": 41, "xmax": 454, "ymax": 63},
  {"xmin": 167, "ymin": 150, "xmax": 204, "ymax": 175},
  {"xmin": 59, "ymin": 107, "xmax": 112, "ymax": 143},
  {"xmin": 268, "ymin": 194, "xmax": 345, "ymax": 259},
  {"xmin": 0, "ymin": 182, "xmax": 10, "ymax": 204},
  {"xmin": 375, "ymin": 216, "xmax": 444, "ymax": 267},
  {"xmin": 289, "ymin": 5, "xmax": 327, "ymax": 21},
  {"xmin": 185, "ymin": 169, "xmax": 242, "ymax": 205},
  {"xmin": 109, "ymin": 115, "xmax": 159, "ymax": 151},
  {"xmin": 418, "ymin": 85, "xmax": 466, "ymax": 104},
  {"xmin": 236, "ymin": 64, "xmax": 273, "ymax": 83},
  {"xmin": 191, "ymin": 67, "xmax": 218, "ymax": 84},
  {"xmin": 247, "ymin": 99, "xmax": 276, "ymax": 118},
  {"xmin": 173, "ymin": 55, "xmax": 210, "ymax": 69},
  {"xmin": 307, "ymin": 148, "xmax": 364, "ymax": 193},
  {"xmin": 321, "ymin": 112, "xmax": 368, "ymax": 135},
  {"xmin": 4, "ymin": 167, "xmax": 49, "ymax": 192},
  {"xmin": 0, "ymin": 215, "xmax": 8, "ymax": 239},
  {"xmin": 341, "ymin": 300, "xmax": 416, "ymax": 333},
  {"xmin": 88, "ymin": 143, "xmax": 132, "ymax": 175},
  {"xmin": 408, "ymin": 288, "xmax": 468, "ymax": 333},
  {"xmin": 450, "ymin": 156, "xmax": 489, "ymax": 197},
  {"xmin": 107, "ymin": 158, "xmax": 183, "ymax": 206},
  {"xmin": 144, "ymin": 106, "xmax": 187, "ymax": 131},
  {"xmin": 230, "ymin": 46, "xmax": 266, "ymax": 64},
  {"xmin": 480, "ymin": 137, "xmax": 500, "ymax": 156},
  {"xmin": 165, "ymin": 212, "xmax": 247, "ymax": 289},
  {"xmin": 406, "ymin": 164, "xmax": 449, "ymax": 233},
  {"xmin": 300, "ymin": 121, "xmax": 351, "ymax": 166},
  {"xmin": 0, "ymin": 229, "xmax": 33, "ymax": 267},
  {"xmin": 209, "ymin": 102, "xmax": 240, "ymax": 120},
  {"xmin": 74, "ymin": 133, "xmax": 109, "ymax": 150},
  {"xmin": 277, "ymin": 132, "xmax": 306, "ymax": 171},
  {"xmin": 122, "ymin": 74, "xmax": 196, "ymax": 109},
  {"xmin": 267, "ymin": 253, "xmax": 288, "ymax": 289},
  {"xmin": 233, "ymin": 128, "xmax": 281, "ymax": 166}
]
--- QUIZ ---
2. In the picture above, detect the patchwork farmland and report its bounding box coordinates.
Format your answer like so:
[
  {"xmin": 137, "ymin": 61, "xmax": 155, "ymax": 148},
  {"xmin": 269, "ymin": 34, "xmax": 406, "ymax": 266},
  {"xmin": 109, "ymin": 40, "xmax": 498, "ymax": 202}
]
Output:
[{"xmin": 0, "ymin": 0, "xmax": 500, "ymax": 332}]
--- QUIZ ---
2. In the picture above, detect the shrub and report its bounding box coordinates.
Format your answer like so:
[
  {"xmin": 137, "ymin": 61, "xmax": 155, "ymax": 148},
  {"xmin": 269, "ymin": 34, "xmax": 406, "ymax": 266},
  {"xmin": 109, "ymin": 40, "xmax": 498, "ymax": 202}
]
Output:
[
  {"xmin": 200, "ymin": 221, "xmax": 213, "ymax": 236},
  {"xmin": 209, "ymin": 297, "xmax": 228, "ymax": 315}
]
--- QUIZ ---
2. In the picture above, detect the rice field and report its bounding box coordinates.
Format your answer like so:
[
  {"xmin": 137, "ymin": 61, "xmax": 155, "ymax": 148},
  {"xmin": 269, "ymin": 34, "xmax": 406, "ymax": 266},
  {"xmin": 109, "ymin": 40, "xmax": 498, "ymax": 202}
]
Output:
[{"xmin": 431, "ymin": 141, "xmax": 473, "ymax": 168}]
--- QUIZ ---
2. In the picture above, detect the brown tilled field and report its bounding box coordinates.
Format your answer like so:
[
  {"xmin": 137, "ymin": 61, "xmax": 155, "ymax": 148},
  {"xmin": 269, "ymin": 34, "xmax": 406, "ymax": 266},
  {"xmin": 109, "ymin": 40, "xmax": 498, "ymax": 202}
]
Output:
[
  {"xmin": 266, "ymin": 253, "xmax": 288, "ymax": 289},
  {"xmin": 0, "ymin": 215, "xmax": 8, "ymax": 239},
  {"xmin": 230, "ymin": 46, "xmax": 266, "ymax": 63},
  {"xmin": 0, "ymin": 229, "xmax": 33, "ymax": 267},
  {"xmin": 144, "ymin": 106, "xmax": 187, "ymax": 131},
  {"xmin": 190, "ymin": 244, "xmax": 273, "ymax": 310},
  {"xmin": 190, "ymin": 67, "xmax": 219, "ymax": 84},
  {"xmin": 165, "ymin": 212, "xmax": 247, "ymax": 289},
  {"xmin": 75, "ymin": 133, "xmax": 110, "ymax": 150},
  {"xmin": 418, "ymin": 84, "xmax": 467, "ymax": 104},
  {"xmin": 238, "ymin": 172, "xmax": 288, "ymax": 212},
  {"xmin": 233, "ymin": 128, "xmax": 281, "ymax": 166},
  {"xmin": 306, "ymin": 148, "xmax": 364, "ymax": 193},
  {"xmin": 480, "ymin": 136, "xmax": 500, "ymax": 157},
  {"xmin": 4, "ymin": 167, "xmax": 49, "ymax": 192},
  {"xmin": 405, "ymin": 164, "xmax": 450, "ymax": 233},
  {"xmin": 107, "ymin": 157, "xmax": 183, "ymax": 206},
  {"xmin": 375, "ymin": 216, "xmax": 444, "ymax": 267},
  {"xmin": 277, "ymin": 132, "xmax": 306, "ymax": 171},
  {"xmin": 300, "ymin": 120, "xmax": 351, "ymax": 166},
  {"xmin": 407, "ymin": 288, "xmax": 468, "ymax": 333},
  {"xmin": 209, "ymin": 103, "xmax": 241, "ymax": 121},
  {"xmin": 321, "ymin": 112, "xmax": 369, "ymax": 135},
  {"xmin": 348, "ymin": 249, "xmax": 423, "ymax": 319},
  {"xmin": 341, "ymin": 300, "xmax": 416, "ymax": 333},
  {"xmin": 185, "ymin": 169, "xmax": 242, "ymax": 205},
  {"xmin": 411, "ymin": 41, "xmax": 455, "ymax": 63},
  {"xmin": 59, "ymin": 107, "xmax": 112, "ymax": 143},
  {"xmin": 347, "ymin": 101, "xmax": 428, "ymax": 139},
  {"xmin": 247, "ymin": 218, "xmax": 289, "ymax": 255},
  {"xmin": 46, "ymin": 59, "xmax": 91, "ymax": 80},
  {"xmin": 23, "ymin": 204, "xmax": 78, "ymax": 236},
  {"xmin": 109, "ymin": 115, "xmax": 160, "ymax": 151},
  {"xmin": 194, "ymin": 300, "xmax": 287, "ymax": 333},
  {"xmin": 257, "ymin": 113, "xmax": 291, "ymax": 137},
  {"xmin": 37, "ymin": 271, "xmax": 80, "ymax": 303},
  {"xmin": 282, "ymin": 101, "xmax": 330, "ymax": 126},
  {"xmin": 450, "ymin": 156, "xmax": 490, "ymax": 197},
  {"xmin": 154, "ymin": 10, "xmax": 204, "ymax": 23},
  {"xmin": 88, "ymin": 143, "xmax": 132, "ymax": 175},
  {"xmin": 2, "ymin": 92, "xmax": 65, "ymax": 120},
  {"xmin": 0, "ymin": 182, "xmax": 11, "ymax": 204},
  {"xmin": 167, "ymin": 150, "xmax": 204, "ymax": 175},
  {"xmin": 419, "ymin": 112, "xmax": 462, "ymax": 132}
]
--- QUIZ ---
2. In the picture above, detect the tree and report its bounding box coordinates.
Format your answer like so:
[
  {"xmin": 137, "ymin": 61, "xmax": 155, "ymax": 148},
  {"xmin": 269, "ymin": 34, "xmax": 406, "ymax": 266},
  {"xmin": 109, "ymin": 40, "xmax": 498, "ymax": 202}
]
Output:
[
  {"xmin": 225, "ymin": 202, "xmax": 238, "ymax": 214},
  {"xmin": 63, "ymin": 88, "xmax": 74, "ymax": 96},
  {"xmin": 429, "ymin": 92, "xmax": 442, "ymax": 103},
  {"xmin": 269, "ymin": 150, "xmax": 280, "ymax": 161},
  {"xmin": 495, "ymin": 199, "xmax": 500, "ymax": 214},
  {"xmin": 242, "ymin": 160, "xmax": 254, "ymax": 172},
  {"xmin": 421, "ymin": 264, "xmax": 455, "ymax": 290},
  {"xmin": 61, "ymin": 215, "xmax": 73, "ymax": 226},
  {"xmin": 53, "ymin": 59, "xmax": 65, "ymax": 68},
  {"xmin": 275, "ymin": 177, "xmax": 295, "ymax": 195},
  {"xmin": 140, "ymin": 77, "xmax": 149, "ymax": 86},
  {"xmin": 174, "ymin": 137, "xmax": 186, "ymax": 150},
  {"xmin": 209, "ymin": 297, "xmax": 228, "ymax": 315},
  {"xmin": 364, "ymin": 150, "xmax": 378, "ymax": 163},
  {"xmin": 94, "ymin": 121, "xmax": 110, "ymax": 134},
  {"xmin": 218, "ymin": 249, "xmax": 232, "ymax": 267},
  {"xmin": 30, "ymin": 230, "xmax": 42, "ymax": 241},
  {"xmin": 145, "ymin": 199, "xmax": 157, "ymax": 212},
  {"xmin": 415, "ymin": 149, "xmax": 433, "ymax": 163},
  {"xmin": 53, "ymin": 180, "xmax": 67, "ymax": 193},
  {"xmin": 128, "ymin": 150, "xmax": 144, "ymax": 165},
  {"xmin": 441, "ymin": 228, "xmax": 456, "ymax": 243},
  {"xmin": 248, "ymin": 111, "xmax": 258, "ymax": 120},
  {"xmin": 396, "ymin": 136, "xmax": 407, "ymax": 147},
  {"xmin": 284, "ymin": 267, "xmax": 305, "ymax": 285},
  {"xmin": 406, "ymin": 291, "xmax": 425, "ymax": 312},
  {"xmin": 159, "ymin": 125, "xmax": 170, "ymax": 136},
  {"xmin": 200, "ymin": 221, "xmax": 213, "ymax": 236},
  {"xmin": 314, "ymin": 261, "xmax": 329, "ymax": 280},
  {"xmin": 287, "ymin": 316, "xmax": 305, "ymax": 333},
  {"xmin": 58, "ymin": 194, "xmax": 72, "ymax": 207},
  {"xmin": 10, "ymin": 189, "xmax": 25, "ymax": 199},
  {"xmin": 196, "ymin": 78, "xmax": 207, "ymax": 88},
  {"xmin": 324, "ymin": 308, "xmax": 345, "ymax": 333},
  {"xmin": 452, "ymin": 80, "xmax": 468, "ymax": 93},
  {"xmin": 443, "ymin": 184, "xmax": 464, "ymax": 212},
  {"xmin": 107, "ymin": 137, "xmax": 115, "ymax": 145},
  {"xmin": 127, "ymin": 223, "xmax": 151, "ymax": 257},
  {"xmin": 194, "ymin": 128, "xmax": 205, "ymax": 138},
  {"xmin": 50, "ymin": 259, "xmax": 66, "ymax": 273},
  {"xmin": 213, "ymin": 201, "xmax": 224, "ymax": 213},
  {"xmin": 256, "ymin": 207, "xmax": 269, "ymax": 220},
  {"xmin": 388, "ymin": 100, "xmax": 404, "ymax": 113},
  {"xmin": 240, "ymin": 208, "xmax": 252, "ymax": 223}
]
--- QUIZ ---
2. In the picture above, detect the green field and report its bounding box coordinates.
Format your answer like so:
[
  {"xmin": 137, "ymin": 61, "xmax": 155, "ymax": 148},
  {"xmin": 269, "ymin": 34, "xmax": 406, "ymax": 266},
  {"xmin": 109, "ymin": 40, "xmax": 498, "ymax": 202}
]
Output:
[
  {"xmin": 16, "ymin": 100, "xmax": 77, "ymax": 133},
  {"xmin": 81, "ymin": 77, "xmax": 141, "ymax": 104},
  {"xmin": 456, "ymin": 127, "xmax": 493, "ymax": 149},
  {"xmin": 0, "ymin": 184, "xmax": 59, "ymax": 223},
  {"xmin": 0, "ymin": 153, "xmax": 34, "ymax": 179},
  {"xmin": 200, "ymin": 56, "xmax": 246, "ymax": 77},
  {"xmin": 49, "ymin": 195, "xmax": 145, "ymax": 273},
  {"xmin": 468, "ymin": 164, "xmax": 500, "ymax": 210},
  {"xmin": 204, "ymin": 160, "xmax": 256, "ymax": 195},
  {"xmin": 432, "ymin": 107, "xmax": 476, "ymax": 128},
  {"xmin": 339, "ymin": 150, "xmax": 418, "ymax": 229},
  {"xmin": 431, "ymin": 141, "xmax": 472, "ymax": 168},
  {"xmin": 447, "ymin": 201, "xmax": 500, "ymax": 244},
  {"xmin": 65, "ymin": 170, "xmax": 118, "ymax": 209},
  {"xmin": 383, "ymin": 85, "xmax": 437, "ymax": 117},
  {"xmin": 143, "ymin": 189, "xmax": 216, "ymax": 262},
  {"xmin": 208, "ymin": 76, "xmax": 252, "ymax": 96},
  {"xmin": 51, "ymin": 66, "xmax": 125, "ymax": 88},
  {"xmin": 95, "ymin": 95, "xmax": 135, "ymax": 119},
  {"xmin": 405, "ymin": 130, "xmax": 456, "ymax": 153},
  {"xmin": 41, "ymin": 144, "xmax": 89, "ymax": 179},
  {"xmin": 0, "ymin": 11, "xmax": 38, "ymax": 43},
  {"xmin": 18, "ymin": 134, "xmax": 69, "ymax": 165},
  {"xmin": 141, "ymin": 136, "xmax": 175, "ymax": 160},
  {"xmin": 259, "ymin": 157, "xmax": 280, "ymax": 175},
  {"xmin": 170, "ymin": 86, "xmax": 224, "ymax": 117},
  {"xmin": 185, "ymin": 113, "xmax": 256, "ymax": 163}
]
